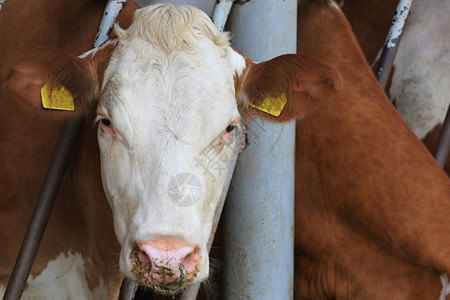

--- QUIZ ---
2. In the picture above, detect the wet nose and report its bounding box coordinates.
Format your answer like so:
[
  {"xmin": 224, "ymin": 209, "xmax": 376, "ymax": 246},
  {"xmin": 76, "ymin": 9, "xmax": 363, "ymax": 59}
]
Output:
[{"xmin": 131, "ymin": 236, "xmax": 201, "ymax": 288}]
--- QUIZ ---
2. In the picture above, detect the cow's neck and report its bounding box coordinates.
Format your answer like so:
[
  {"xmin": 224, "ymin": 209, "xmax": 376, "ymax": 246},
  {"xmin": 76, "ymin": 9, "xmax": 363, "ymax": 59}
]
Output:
[{"xmin": 295, "ymin": 0, "xmax": 450, "ymax": 298}]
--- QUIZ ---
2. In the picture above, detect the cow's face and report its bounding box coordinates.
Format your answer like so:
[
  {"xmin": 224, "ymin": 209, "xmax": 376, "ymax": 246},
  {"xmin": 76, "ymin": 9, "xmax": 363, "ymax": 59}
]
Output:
[{"xmin": 96, "ymin": 5, "xmax": 246, "ymax": 292}]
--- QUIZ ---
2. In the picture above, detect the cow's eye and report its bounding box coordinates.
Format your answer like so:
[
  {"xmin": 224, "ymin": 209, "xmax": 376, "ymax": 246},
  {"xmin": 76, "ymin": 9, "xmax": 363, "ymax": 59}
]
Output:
[
  {"xmin": 220, "ymin": 122, "xmax": 239, "ymax": 145},
  {"xmin": 101, "ymin": 118, "xmax": 112, "ymax": 127},
  {"xmin": 225, "ymin": 124, "xmax": 236, "ymax": 133},
  {"xmin": 97, "ymin": 114, "xmax": 116, "ymax": 136}
]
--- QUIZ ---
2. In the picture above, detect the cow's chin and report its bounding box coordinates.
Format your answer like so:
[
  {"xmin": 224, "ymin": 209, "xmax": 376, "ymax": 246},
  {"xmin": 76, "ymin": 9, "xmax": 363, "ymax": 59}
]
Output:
[{"xmin": 119, "ymin": 245, "xmax": 209, "ymax": 295}]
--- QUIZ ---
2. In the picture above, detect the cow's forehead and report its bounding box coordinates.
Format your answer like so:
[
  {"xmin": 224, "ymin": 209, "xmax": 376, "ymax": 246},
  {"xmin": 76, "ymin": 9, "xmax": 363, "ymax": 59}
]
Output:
[
  {"xmin": 99, "ymin": 5, "xmax": 240, "ymax": 148},
  {"xmin": 102, "ymin": 46, "xmax": 238, "ymax": 138}
]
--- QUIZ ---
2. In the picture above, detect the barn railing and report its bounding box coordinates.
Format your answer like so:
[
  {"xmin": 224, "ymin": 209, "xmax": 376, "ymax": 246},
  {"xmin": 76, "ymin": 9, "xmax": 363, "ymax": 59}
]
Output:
[{"xmin": 222, "ymin": 1, "xmax": 297, "ymax": 298}]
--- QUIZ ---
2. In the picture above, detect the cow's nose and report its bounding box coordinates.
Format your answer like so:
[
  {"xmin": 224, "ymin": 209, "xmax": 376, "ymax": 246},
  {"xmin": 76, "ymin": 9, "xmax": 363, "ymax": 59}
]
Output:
[{"xmin": 130, "ymin": 236, "xmax": 201, "ymax": 289}]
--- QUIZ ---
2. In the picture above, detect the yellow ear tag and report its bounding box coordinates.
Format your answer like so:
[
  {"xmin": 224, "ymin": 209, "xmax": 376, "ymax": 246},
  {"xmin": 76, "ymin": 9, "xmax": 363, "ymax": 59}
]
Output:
[
  {"xmin": 249, "ymin": 93, "xmax": 287, "ymax": 117},
  {"xmin": 41, "ymin": 82, "xmax": 74, "ymax": 111}
]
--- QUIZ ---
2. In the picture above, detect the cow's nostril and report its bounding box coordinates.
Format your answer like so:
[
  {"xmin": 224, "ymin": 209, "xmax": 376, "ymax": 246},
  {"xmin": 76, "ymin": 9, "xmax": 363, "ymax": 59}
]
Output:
[
  {"xmin": 181, "ymin": 247, "xmax": 199, "ymax": 273},
  {"xmin": 137, "ymin": 250, "xmax": 151, "ymax": 267}
]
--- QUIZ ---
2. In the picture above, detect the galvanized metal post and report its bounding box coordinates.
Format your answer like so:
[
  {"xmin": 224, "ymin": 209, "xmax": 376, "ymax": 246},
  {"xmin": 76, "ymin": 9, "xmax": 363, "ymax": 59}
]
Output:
[
  {"xmin": 223, "ymin": 1, "xmax": 297, "ymax": 299},
  {"xmin": 375, "ymin": 0, "xmax": 414, "ymax": 89},
  {"xmin": 135, "ymin": 0, "xmax": 215, "ymax": 16}
]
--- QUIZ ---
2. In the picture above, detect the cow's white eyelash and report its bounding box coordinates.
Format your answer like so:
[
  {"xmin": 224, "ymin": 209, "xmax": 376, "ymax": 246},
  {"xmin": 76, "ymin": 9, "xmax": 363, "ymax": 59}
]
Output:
[
  {"xmin": 94, "ymin": 115, "xmax": 103, "ymax": 126},
  {"xmin": 94, "ymin": 115, "xmax": 112, "ymax": 127}
]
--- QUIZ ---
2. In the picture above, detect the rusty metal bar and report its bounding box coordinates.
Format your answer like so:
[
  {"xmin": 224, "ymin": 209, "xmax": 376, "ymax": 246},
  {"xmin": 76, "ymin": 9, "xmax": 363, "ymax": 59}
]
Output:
[
  {"xmin": 375, "ymin": 0, "xmax": 413, "ymax": 89},
  {"xmin": 434, "ymin": 105, "xmax": 450, "ymax": 168},
  {"xmin": 2, "ymin": 1, "xmax": 126, "ymax": 299}
]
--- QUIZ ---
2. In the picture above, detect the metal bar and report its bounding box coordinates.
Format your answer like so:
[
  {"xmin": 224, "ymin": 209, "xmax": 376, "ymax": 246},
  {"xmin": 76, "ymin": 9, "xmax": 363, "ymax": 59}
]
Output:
[
  {"xmin": 375, "ymin": 0, "xmax": 413, "ymax": 89},
  {"xmin": 434, "ymin": 105, "xmax": 450, "ymax": 168},
  {"xmin": 3, "ymin": 117, "xmax": 83, "ymax": 300},
  {"xmin": 118, "ymin": 279, "xmax": 139, "ymax": 300},
  {"xmin": 211, "ymin": 0, "xmax": 234, "ymax": 32},
  {"xmin": 94, "ymin": 0, "xmax": 129, "ymax": 48},
  {"xmin": 2, "ymin": 1, "xmax": 126, "ymax": 299},
  {"xmin": 135, "ymin": 0, "xmax": 215, "ymax": 17},
  {"xmin": 223, "ymin": 0, "xmax": 297, "ymax": 298}
]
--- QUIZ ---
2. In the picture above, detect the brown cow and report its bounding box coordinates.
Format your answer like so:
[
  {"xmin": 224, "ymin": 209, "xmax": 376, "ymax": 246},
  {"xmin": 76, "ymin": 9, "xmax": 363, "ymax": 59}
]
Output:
[
  {"xmin": 0, "ymin": 1, "xmax": 340, "ymax": 298},
  {"xmin": 294, "ymin": 0, "xmax": 450, "ymax": 298}
]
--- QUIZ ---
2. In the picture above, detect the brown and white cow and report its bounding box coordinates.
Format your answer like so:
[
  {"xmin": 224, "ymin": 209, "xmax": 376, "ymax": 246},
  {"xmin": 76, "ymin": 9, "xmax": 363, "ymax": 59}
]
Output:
[
  {"xmin": 0, "ymin": 1, "xmax": 340, "ymax": 298},
  {"xmin": 294, "ymin": 0, "xmax": 450, "ymax": 298}
]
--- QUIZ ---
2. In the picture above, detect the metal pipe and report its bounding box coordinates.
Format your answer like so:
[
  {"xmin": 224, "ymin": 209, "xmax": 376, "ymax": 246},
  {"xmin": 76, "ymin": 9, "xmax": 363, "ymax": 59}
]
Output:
[
  {"xmin": 118, "ymin": 279, "xmax": 139, "ymax": 300},
  {"xmin": 135, "ymin": 0, "xmax": 215, "ymax": 17},
  {"xmin": 94, "ymin": 0, "xmax": 129, "ymax": 48},
  {"xmin": 211, "ymin": 0, "xmax": 234, "ymax": 32},
  {"xmin": 375, "ymin": 0, "xmax": 414, "ymax": 89},
  {"xmin": 3, "ymin": 117, "xmax": 83, "ymax": 300},
  {"xmin": 223, "ymin": 1, "xmax": 297, "ymax": 298},
  {"xmin": 434, "ymin": 105, "xmax": 450, "ymax": 168},
  {"xmin": 0, "ymin": 0, "xmax": 6, "ymax": 12},
  {"xmin": 2, "ymin": 1, "xmax": 126, "ymax": 299}
]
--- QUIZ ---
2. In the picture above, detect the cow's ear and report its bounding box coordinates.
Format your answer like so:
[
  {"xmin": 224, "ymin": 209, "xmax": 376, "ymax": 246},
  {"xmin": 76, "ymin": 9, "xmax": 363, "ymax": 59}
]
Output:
[
  {"xmin": 236, "ymin": 53, "xmax": 342, "ymax": 122},
  {"xmin": 0, "ymin": 47, "xmax": 100, "ymax": 119}
]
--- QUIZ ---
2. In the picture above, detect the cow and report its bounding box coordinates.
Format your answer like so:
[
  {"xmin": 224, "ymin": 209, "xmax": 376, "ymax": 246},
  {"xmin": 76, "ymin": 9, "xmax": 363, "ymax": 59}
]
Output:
[
  {"xmin": 295, "ymin": 0, "xmax": 450, "ymax": 298},
  {"xmin": 0, "ymin": 1, "xmax": 341, "ymax": 298},
  {"xmin": 342, "ymin": 0, "xmax": 450, "ymax": 173}
]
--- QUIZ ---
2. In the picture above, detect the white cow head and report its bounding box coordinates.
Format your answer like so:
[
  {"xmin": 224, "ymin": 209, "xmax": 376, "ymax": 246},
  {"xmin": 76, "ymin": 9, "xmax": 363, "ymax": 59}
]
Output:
[
  {"xmin": 0, "ymin": 3, "xmax": 341, "ymax": 295},
  {"xmin": 96, "ymin": 5, "xmax": 245, "ymax": 291}
]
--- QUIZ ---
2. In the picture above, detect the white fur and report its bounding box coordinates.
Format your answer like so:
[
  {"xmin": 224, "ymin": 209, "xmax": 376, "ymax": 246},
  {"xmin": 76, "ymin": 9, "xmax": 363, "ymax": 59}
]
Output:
[
  {"xmin": 79, "ymin": 39, "xmax": 117, "ymax": 59},
  {"xmin": 440, "ymin": 273, "xmax": 450, "ymax": 300},
  {"xmin": 0, "ymin": 252, "xmax": 107, "ymax": 300},
  {"xmin": 390, "ymin": 0, "xmax": 450, "ymax": 139},
  {"xmin": 228, "ymin": 47, "xmax": 247, "ymax": 77},
  {"xmin": 97, "ymin": 4, "xmax": 247, "ymax": 285}
]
